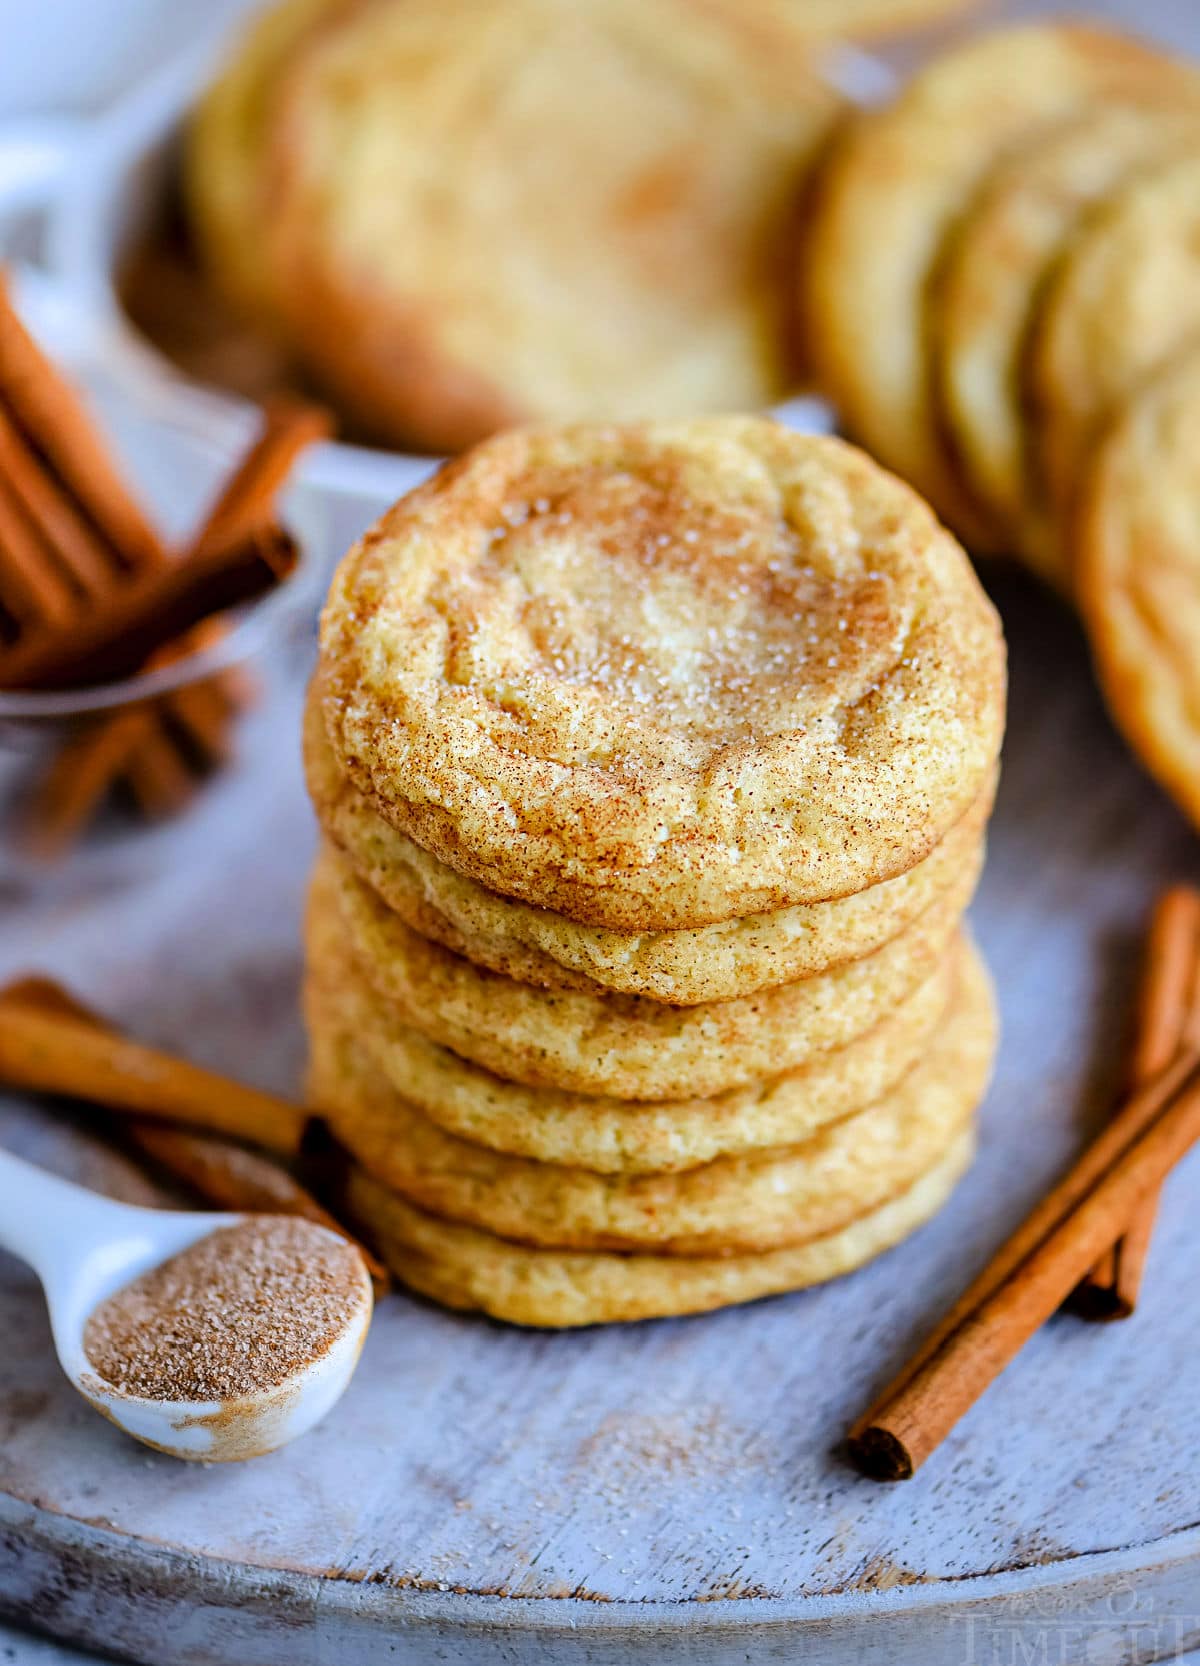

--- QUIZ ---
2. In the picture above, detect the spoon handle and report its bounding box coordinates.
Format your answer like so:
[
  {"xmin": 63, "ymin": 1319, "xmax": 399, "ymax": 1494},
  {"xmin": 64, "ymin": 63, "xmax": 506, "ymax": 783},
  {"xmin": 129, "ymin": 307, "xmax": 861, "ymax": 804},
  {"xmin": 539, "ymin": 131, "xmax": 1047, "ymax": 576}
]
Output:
[{"xmin": 0, "ymin": 1146, "xmax": 129, "ymax": 1281}]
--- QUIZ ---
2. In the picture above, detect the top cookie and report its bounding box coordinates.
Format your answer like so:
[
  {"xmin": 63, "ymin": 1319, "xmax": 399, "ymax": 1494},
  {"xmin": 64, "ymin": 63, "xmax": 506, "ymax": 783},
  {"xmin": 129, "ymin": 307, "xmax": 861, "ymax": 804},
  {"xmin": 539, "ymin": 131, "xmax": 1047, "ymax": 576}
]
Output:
[
  {"xmin": 318, "ymin": 419, "xmax": 1005, "ymax": 930},
  {"xmin": 805, "ymin": 23, "xmax": 1200, "ymax": 550}
]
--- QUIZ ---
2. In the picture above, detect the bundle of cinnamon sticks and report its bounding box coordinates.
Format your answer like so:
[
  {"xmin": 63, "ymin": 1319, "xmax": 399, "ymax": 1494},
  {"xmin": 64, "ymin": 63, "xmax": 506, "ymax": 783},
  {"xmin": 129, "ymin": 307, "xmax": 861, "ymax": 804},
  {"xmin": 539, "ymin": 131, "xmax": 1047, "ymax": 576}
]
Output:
[
  {"xmin": 848, "ymin": 885, "xmax": 1200, "ymax": 1480},
  {"xmin": 0, "ymin": 272, "xmax": 329, "ymax": 854}
]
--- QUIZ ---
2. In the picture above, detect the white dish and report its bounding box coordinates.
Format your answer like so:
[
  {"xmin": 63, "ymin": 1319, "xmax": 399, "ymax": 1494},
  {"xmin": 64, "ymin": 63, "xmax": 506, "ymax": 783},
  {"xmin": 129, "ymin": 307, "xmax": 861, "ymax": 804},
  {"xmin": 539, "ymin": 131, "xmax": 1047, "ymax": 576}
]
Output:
[{"xmin": 0, "ymin": 1145, "xmax": 372, "ymax": 1462}]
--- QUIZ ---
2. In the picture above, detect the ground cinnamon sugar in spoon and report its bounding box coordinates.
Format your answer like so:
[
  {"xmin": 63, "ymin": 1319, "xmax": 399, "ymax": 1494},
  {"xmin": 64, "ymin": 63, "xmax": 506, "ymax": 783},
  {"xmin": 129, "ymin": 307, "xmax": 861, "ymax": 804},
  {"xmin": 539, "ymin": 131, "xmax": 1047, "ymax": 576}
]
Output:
[{"xmin": 84, "ymin": 1215, "xmax": 366, "ymax": 1402}]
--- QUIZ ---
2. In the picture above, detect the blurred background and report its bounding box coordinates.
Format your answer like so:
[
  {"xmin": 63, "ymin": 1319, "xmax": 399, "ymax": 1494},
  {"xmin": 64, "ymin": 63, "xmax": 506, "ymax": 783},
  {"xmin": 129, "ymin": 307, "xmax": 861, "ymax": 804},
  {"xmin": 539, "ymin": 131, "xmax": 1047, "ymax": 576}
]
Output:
[{"xmin": 0, "ymin": 0, "xmax": 1194, "ymax": 115}]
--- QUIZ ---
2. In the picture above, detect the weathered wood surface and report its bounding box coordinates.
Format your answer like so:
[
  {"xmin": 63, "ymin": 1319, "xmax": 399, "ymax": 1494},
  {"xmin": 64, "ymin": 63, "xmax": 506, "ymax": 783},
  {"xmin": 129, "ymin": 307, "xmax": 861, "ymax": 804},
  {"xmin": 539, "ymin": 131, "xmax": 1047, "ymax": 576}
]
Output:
[{"xmin": 1, "ymin": 557, "xmax": 1200, "ymax": 1665}]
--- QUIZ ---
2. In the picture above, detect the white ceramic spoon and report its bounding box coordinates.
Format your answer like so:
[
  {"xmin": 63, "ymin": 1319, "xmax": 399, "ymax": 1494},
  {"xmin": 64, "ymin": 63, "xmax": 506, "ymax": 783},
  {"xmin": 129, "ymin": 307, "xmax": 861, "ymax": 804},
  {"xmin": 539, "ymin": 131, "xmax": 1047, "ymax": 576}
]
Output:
[{"xmin": 0, "ymin": 1146, "xmax": 373, "ymax": 1461}]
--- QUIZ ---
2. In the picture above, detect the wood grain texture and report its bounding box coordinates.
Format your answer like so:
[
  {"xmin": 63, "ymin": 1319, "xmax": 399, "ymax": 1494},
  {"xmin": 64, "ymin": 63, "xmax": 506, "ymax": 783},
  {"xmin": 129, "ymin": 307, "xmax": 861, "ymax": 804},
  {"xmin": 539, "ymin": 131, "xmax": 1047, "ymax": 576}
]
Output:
[{"xmin": 1, "ymin": 569, "xmax": 1199, "ymax": 1662}]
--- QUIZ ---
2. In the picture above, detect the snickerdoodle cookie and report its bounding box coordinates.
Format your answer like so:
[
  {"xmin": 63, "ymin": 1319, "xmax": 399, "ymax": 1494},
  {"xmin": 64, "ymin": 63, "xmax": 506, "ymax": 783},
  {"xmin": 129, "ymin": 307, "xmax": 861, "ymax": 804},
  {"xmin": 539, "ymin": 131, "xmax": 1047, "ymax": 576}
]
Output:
[
  {"xmin": 342, "ymin": 1131, "xmax": 976, "ymax": 1327},
  {"xmin": 318, "ymin": 420, "xmax": 1004, "ymax": 931},
  {"xmin": 1028, "ymin": 153, "xmax": 1200, "ymax": 549},
  {"xmin": 933, "ymin": 106, "xmax": 1200, "ymax": 580},
  {"xmin": 1075, "ymin": 348, "xmax": 1200, "ymax": 833},
  {"xmin": 305, "ymin": 889, "xmax": 963, "ymax": 1172},
  {"xmin": 306, "ymin": 681, "xmax": 993, "ymax": 1003},
  {"xmin": 804, "ymin": 24, "xmax": 1200, "ymax": 546},
  {"xmin": 310, "ymin": 932, "xmax": 993, "ymax": 1256},
  {"xmin": 185, "ymin": 0, "xmax": 345, "ymax": 324},
  {"xmin": 253, "ymin": 0, "xmax": 841, "ymax": 450},
  {"xmin": 318, "ymin": 838, "xmax": 974, "ymax": 1101}
]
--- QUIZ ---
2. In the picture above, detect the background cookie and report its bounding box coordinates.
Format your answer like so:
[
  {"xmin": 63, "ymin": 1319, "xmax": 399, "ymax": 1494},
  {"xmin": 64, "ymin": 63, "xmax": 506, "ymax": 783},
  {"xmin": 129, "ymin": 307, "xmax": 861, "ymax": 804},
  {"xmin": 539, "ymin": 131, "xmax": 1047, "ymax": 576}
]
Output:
[
  {"xmin": 804, "ymin": 23, "xmax": 1200, "ymax": 548},
  {"xmin": 257, "ymin": 0, "xmax": 841, "ymax": 450},
  {"xmin": 933, "ymin": 106, "xmax": 1200, "ymax": 581},
  {"xmin": 1075, "ymin": 348, "xmax": 1200, "ymax": 833},
  {"xmin": 319, "ymin": 422, "xmax": 1004, "ymax": 929},
  {"xmin": 185, "ymin": 0, "xmax": 347, "ymax": 324},
  {"xmin": 1028, "ymin": 152, "xmax": 1200, "ymax": 558}
]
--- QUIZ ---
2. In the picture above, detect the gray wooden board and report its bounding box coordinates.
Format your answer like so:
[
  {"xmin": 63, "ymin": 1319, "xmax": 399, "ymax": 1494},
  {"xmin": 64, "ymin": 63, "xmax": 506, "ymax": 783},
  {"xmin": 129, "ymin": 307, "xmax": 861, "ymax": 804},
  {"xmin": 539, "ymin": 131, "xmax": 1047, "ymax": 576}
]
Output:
[{"xmin": 1, "ymin": 568, "xmax": 1200, "ymax": 1665}]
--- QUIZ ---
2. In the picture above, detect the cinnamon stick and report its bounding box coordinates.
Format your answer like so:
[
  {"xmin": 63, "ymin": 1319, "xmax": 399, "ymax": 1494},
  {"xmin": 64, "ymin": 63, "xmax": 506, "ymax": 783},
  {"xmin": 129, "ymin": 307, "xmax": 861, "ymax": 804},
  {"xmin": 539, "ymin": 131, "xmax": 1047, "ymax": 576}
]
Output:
[
  {"xmin": 20, "ymin": 633, "xmax": 214, "ymax": 859},
  {"xmin": 0, "ymin": 270, "xmax": 163, "ymax": 570},
  {"xmin": 21, "ymin": 688, "xmax": 221, "ymax": 857},
  {"xmin": 847, "ymin": 1045, "xmax": 1200, "ymax": 1480},
  {"xmin": 23, "ymin": 706, "xmax": 155, "ymax": 858},
  {"xmin": 188, "ymin": 398, "xmax": 331, "ymax": 561},
  {"xmin": 1075, "ymin": 887, "xmax": 1200, "ymax": 1318},
  {"xmin": 0, "ymin": 464, "xmax": 76, "ymax": 629},
  {"xmin": 0, "ymin": 396, "xmax": 327, "ymax": 692},
  {"xmin": 165, "ymin": 677, "xmax": 237, "ymax": 768},
  {"xmin": 4, "ymin": 977, "xmax": 389, "ymax": 1295},
  {"xmin": 0, "ymin": 978, "xmax": 309, "ymax": 1155},
  {"xmin": 8, "ymin": 360, "xmax": 322, "ymax": 842},
  {"xmin": 0, "ymin": 402, "xmax": 118, "ymax": 598},
  {"xmin": 208, "ymin": 655, "xmax": 259, "ymax": 714},
  {"xmin": 142, "ymin": 628, "xmax": 243, "ymax": 772},
  {"xmin": 0, "ymin": 442, "xmax": 208, "ymax": 847},
  {"xmin": 121, "ymin": 722, "xmax": 198, "ymax": 818},
  {"xmin": 0, "ymin": 282, "xmax": 222, "ymax": 831},
  {"xmin": 0, "ymin": 522, "xmax": 296, "ymax": 690},
  {"xmin": 0, "ymin": 273, "xmax": 257, "ymax": 841}
]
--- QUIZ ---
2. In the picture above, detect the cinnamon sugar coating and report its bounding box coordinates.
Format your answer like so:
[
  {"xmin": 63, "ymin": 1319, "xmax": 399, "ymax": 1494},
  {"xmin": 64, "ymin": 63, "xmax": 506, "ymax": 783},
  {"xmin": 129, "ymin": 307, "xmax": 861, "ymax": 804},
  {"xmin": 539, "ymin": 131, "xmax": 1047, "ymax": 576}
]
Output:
[
  {"xmin": 306, "ymin": 680, "xmax": 993, "ymax": 1004},
  {"xmin": 83, "ymin": 1217, "xmax": 366, "ymax": 1402},
  {"xmin": 318, "ymin": 421, "xmax": 1004, "ymax": 930},
  {"xmin": 312, "ymin": 838, "xmax": 974, "ymax": 1102}
]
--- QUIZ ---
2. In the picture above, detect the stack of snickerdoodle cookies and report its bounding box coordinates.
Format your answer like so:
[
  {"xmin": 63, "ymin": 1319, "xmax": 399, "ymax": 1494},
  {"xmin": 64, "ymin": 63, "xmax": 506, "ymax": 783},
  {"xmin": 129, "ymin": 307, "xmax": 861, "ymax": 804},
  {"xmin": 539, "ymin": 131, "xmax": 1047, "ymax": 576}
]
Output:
[
  {"xmin": 303, "ymin": 418, "xmax": 1006, "ymax": 1326},
  {"xmin": 805, "ymin": 22, "xmax": 1200, "ymax": 833}
]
